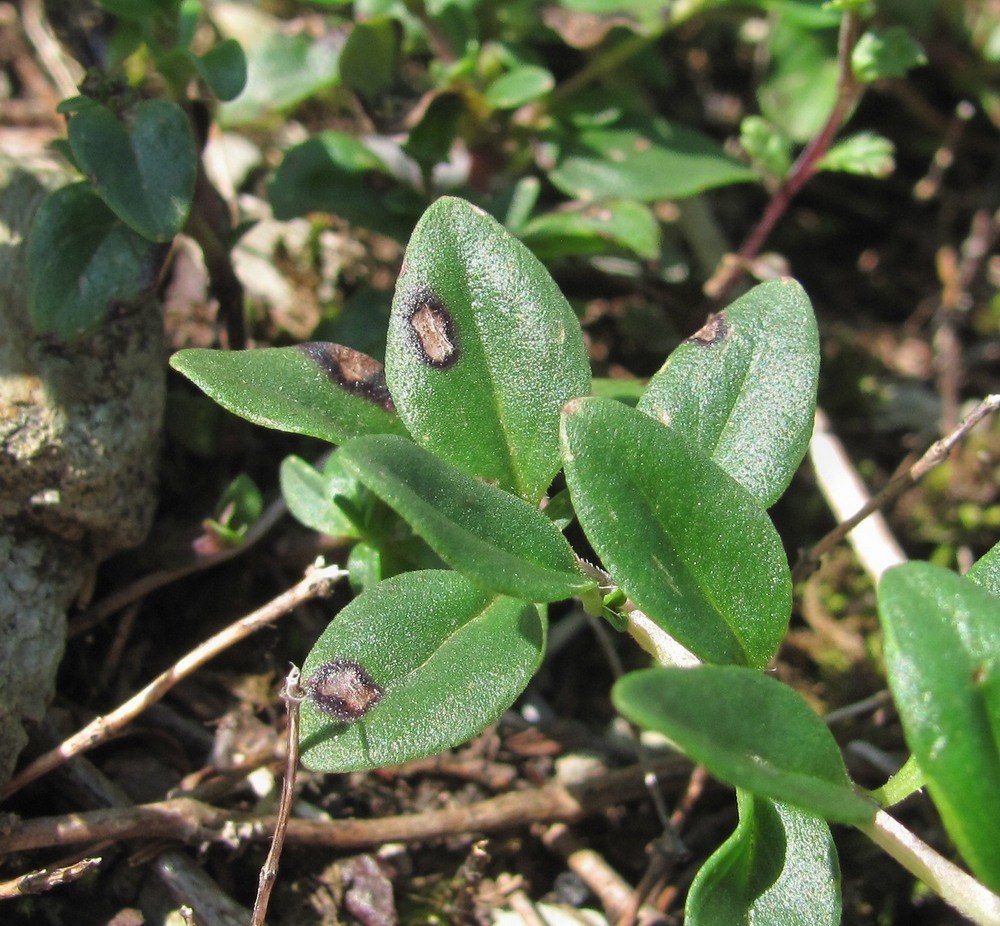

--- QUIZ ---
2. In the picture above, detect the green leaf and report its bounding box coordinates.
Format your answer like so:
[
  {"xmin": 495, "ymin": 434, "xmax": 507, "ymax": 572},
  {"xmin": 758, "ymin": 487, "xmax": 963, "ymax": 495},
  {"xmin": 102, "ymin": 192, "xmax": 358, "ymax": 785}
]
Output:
[
  {"xmin": 687, "ymin": 791, "xmax": 842, "ymax": 926},
  {"xmin": 339, "ymin": 435, "xmax": 594, "ymax": 602},
  {"xmin": 739, "ymin": 115, "xmax": 793, "ymax": 180},
  {"xmin": 968, "ymin": 541, "xmax": 1000, "ymax": 598},
  {"xmin": 192, "ymin": 38, "xmax": 248, "ymax": 102},
  {"xmin": 520, "ymin": 200, "xmax": 661, "ymax": 261},
  {"xmin": 879, "ymin": 562, "xmax": 1000, "ymax": 892},
  {"xmin": 613, "ymin": 666, "xmax": 876, "ymax": 823},
  {"xmin": 817, "ymin": 132, "xmax": 895, "ymax": 177},
  {"xmin": 547, "ymin": 113, "xmax": 756, "ymax": 201},
  {"xmin": 637, "ymin": 279, "xmax": 819, "ymax": 508},
  {"xmin": 386, "ymin": 196, "xmax": 591, "ymax": 503},
  {"xmin": 758, "ymin": 20, "xmax": 839, "ymax": 142},
  {"xmin": 204, "ymin": 473, "xmax": 263, "ymax": 545},
  {"xmin": 279, "ymin": 454, "xmax": 363, "ymax": 541},
  {"xmin": 851, "ymin": 27, "xmax": 926, "ymax": 83},
  {"xmin": 218, "ymin": 32, "xmax": 342, "ymax": 127},
  {"xmin": 403, "ymin": 92, "xmax": 463, "ymax": 170},
  {"xmin": 170, "ymin": 343, "xmax": 409, "ymax": 444},
  {"xmin": 268, "ymin": 131, "xmax": 416, "ymax": 240},
  {"xmin": 28, "ymin": 183, "xmax": 164, "ymax": 340},
  {"xmin": 485, "ymin": 65, "xmax": 555, "ymax": 110},
  {"xmin": 340, "ymin": 17, "xmax": 400, "ymax": 99},
  {"xmin": 300, "ymin": 569, "xmax": 545, "ymax": 772},
  {"xmin": 561, "ymin": 397, "xmax": 792, "ymax": 667},
  {"xmin": 68, "ymin": 99, "xmax": 197, "ymax": 241}
]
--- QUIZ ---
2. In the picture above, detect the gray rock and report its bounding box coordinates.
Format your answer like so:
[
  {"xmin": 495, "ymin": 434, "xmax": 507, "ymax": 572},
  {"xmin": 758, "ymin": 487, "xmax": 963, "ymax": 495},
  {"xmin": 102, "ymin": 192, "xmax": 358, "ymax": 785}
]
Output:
[{"xmin": 0, "ymin": 153, "xmax": 164, "ymax": 785}]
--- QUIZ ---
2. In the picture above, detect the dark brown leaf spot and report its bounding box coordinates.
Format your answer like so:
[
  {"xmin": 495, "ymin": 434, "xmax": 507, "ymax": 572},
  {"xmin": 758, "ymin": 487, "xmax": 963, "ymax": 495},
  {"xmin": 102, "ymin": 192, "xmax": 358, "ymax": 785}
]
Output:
[
  {"xmin": 306, "ymin": 659, "xmax": 384, "ymax": 722},
  {"xmin": 298, "ymin": 343, "xmax": 395, "ymax": 411},
  {"xmin": 686, "ymin": 312, "xmax": 729, "ymax": 347},
  {"xmin": 401, "ymin": 288, "xmax": 459, "ymax": 369}
]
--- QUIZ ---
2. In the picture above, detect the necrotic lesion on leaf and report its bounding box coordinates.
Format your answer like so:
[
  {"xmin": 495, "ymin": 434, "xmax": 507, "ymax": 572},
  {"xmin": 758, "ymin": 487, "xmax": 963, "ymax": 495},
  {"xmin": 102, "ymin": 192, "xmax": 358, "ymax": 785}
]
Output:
[
  {"xmin": 305, "ymin": 659, "xmax": 385, "ymax": 722},
  {"xmin": 297, "ymin": 342, "xmax": 396, "ymax": 411},
  {"xmin": 399, "ymin": 285, "xmax": 460, "ymax": 369}
]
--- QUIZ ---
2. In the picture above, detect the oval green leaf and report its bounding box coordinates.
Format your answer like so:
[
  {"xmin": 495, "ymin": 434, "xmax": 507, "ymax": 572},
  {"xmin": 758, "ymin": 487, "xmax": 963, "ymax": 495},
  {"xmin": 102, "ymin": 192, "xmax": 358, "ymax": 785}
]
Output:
[
  {"xmin": 613, "ymin": 666, "xmax": 875, "ymax": 823},
  {"xmin": 520, "ymin": 199, "xmax": 660, "ymax": 261},
  {"xmin": 193, "ymin": 38, "xmax": 248, "ymax": 102},
  {"xmin": 299, "ymin": 569, "xmax": 545, "ymax": 772},
  {"xmin": 68, "ymin": 99, "xmax": 197, "ymax": 242},
  {"xmin": 386, "ymin": 196, "xmax": 591, "ymax": 503},
  {"xmin": 879, "ymin": 562, "xmax": 1000, "ymax": 892},
  {"xmin": 170, "ymin": 343, "xmax": 409, "ymax": 444},
  {"xmin": 485, "ymin": 65, "xmax": 555, "ymax": 110},
  {"xmin": 28, "ymin": 182, "xmax": 164, "ymax": 340},
  {"xmin": 637, "ymin": 279, "xmax": 819, "ymax": 508},
  {"xmin": 687, "ymin": 791, "xmax": 842, "ymax": 926},
  {"xmin": 279, "ymin": 453, "xmax": 363, "ymax": 541},
  {"xmin": 561, "ymin": 397, "xmax": 791, "ymax": 667},
  {"xmin": 547, "ymin": 114, "xmax": 756, "ymax": 202},
  {"xmin": 339, "ymin": 434, "xmax": 594, "ymax": 602},
  {"xmin": 268, "ymin": 131, "xmax": 415, "ymax": 240}
]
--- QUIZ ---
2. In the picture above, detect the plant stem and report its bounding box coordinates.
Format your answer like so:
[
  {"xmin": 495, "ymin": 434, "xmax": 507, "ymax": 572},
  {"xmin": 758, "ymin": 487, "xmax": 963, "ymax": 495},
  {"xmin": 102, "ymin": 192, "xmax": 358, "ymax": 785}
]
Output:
[
  {"xmin": 705, "ymin": 10, "xmax": 864, "ymax": 302},
  {"xmin": 250, "ymin": 666, "xmax": 304, "ymax": 926},
  {"xmin": 858, "ymin": 810, "xmax": 1000, "ymax": 926}
]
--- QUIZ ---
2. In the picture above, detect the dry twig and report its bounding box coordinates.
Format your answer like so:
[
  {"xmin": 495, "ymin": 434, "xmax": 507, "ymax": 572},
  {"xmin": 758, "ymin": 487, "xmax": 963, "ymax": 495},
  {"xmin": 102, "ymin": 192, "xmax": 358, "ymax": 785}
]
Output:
[
  {"xmin": 0, "ymin": 856, "xmax": 101, "ymax": 900},
  {"xmin": 1, "ymin": 561, "xmax": 346, "ymax": 801},
  {"xmin": 799, "ymin": 394, "xmax": 1000, "ymax": 583},
  {"xmin": 250, "ymin": 666, "xmax": 304, "ymax": 926},
  {"xmin": 2, "ymin": 758, "xmax": 690, "ymax": 854}
]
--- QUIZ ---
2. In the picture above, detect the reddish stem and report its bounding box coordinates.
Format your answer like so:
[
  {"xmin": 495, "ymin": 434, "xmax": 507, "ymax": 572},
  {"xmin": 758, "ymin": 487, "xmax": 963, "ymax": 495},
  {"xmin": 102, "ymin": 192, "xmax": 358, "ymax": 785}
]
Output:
[{"xmin": 707, "ymin": 12, "xmax": 863, "ymax": 302}]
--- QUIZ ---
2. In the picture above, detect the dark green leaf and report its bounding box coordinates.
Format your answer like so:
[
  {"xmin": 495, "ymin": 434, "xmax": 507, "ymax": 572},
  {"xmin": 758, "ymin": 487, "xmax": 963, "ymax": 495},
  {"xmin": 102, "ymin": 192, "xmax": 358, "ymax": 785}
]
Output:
[
  {"xmin": 280, "ymin": 454, "xmax": 363, "ymax": 541},
  {"xmin": 28, "ymin": 183, "xmax": 163, "ymax": 340},
  {"xmin": 268, "ymin": 131, "xmax": 416, "ymax": 240},
  {"xmin": 300, "ymin": 570, "xmax": 545, "ymax": 771},
  {"xmin": 547, "ymin": 113, "xmax": 756, "ymax": 202},
  {"xmin": 339, "ymin": 435, "xmax": 594, "ymax": 602},
  {"xmin": 637, "ymin": 279, "xmax": 819, "ymax": 508},
  {"xmin": 170, "ymin": 343, "xmax": 409, "ymax": 444},
  {"xmin": 403, "ymin": 92, "xmax": 463, "ymax": 170},
  {"xmin": 879, "ymin": 562, "xmax": 1000, "ymax": 892},
  {"xmin": 68, "ymin": 99, "xmax": 197, "ymax": 241},
  {"xmin": 218, "ymin": 32, "xmax": 342, "ymax": 126},
  {"xmin": 340, "ymin": 17, "xmax": 400, "ymax": 99},
  {"xmin": 561, "ymin": 397, "xmax": 792, "ymax": 667},
  {"xmin": 193, "ymin": 38, "xmax": 248, "ymax": 102},
  {"xmin": 386, "ymin": 196, "xmax": 591, "ymax": 503},
  {"xmin": 613, "ymin": 666, "xmax": 876, "ymax": 822},
  {"xmin": 687, "ymin": 791, "xmax": 842, "ymax": 926},
  {"xmin": 520, "ymin": 200, "xmax": 660, "ymax": 260}
]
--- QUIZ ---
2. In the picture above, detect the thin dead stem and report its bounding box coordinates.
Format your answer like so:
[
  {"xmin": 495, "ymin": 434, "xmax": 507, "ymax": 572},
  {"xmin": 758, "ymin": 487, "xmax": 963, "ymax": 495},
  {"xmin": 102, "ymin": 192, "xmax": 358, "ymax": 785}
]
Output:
[
  {"xmin": 1, "ymin": 561, "xmax": 345, "ymax": 802},
  {"xmin": 250, "ymin": 666, "xmax": 304, "ymax": 926},
  {"xmin": 798, "ymin": 395, "xmax": 1000, "ymax": 583},
  {"xmin": 1, "ymin": 758, "xmax": 690, "ymax": 855}
]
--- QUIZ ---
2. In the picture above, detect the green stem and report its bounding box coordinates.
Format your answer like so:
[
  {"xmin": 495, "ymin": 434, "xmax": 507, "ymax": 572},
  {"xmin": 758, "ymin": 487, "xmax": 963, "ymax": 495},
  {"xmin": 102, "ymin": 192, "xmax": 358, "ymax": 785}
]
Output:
[{"xmin": 869, "ymin": 754, "xmax": 926, "ymax": 808}]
